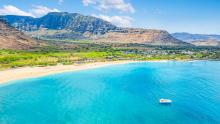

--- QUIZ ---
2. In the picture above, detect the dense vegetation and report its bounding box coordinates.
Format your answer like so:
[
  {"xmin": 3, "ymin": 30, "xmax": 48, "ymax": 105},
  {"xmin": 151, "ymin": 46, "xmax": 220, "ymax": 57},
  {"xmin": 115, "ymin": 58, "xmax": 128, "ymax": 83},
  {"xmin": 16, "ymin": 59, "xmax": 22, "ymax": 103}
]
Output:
[{"xmin": 0, "ymin": 42, "xmax": 220, "ymax": 70}]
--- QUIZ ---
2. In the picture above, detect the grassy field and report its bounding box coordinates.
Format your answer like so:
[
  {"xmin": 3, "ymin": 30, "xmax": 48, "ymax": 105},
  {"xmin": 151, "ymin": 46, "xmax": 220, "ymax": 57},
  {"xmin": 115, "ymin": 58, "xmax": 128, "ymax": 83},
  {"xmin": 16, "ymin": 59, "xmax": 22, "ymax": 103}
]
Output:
[
  {"xmin": 0, "ymin": 42, "xmax": 220, "ymax": 70},
  {"xmin": 0, "ymin": 50, "xmax": 139, "ymax": 69}
]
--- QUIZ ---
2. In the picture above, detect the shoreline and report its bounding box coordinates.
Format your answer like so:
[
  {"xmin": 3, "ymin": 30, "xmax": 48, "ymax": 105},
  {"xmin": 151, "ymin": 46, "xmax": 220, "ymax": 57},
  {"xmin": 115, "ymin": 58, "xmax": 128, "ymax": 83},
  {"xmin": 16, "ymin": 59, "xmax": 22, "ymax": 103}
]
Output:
[
  {"xmin": 0, "ymin": 60, "xmax": 143, "ymax": 84},
  {"xmin": 0, "ymin": 60, "xmax": 212, "ymax": 85}
]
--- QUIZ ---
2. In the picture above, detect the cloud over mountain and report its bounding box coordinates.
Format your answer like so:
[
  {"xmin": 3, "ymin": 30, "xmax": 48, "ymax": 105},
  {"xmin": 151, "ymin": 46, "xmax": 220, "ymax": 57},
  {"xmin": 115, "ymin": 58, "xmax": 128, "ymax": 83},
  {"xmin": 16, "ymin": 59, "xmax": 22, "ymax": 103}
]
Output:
[
  {"xmin": 82, "ymin": 0, "xmax": 135, "ymax": 13},
  {"xmin": 93, "ymin": 14, "xmax": 133, "ymax": 27},
  {"xmin": 29, "ymin": 5, "xmax": 60, "ymax": 17},
  {"xmin": 0, "ymin": 5, "xmax": 59, "ymax": 17},
  {"xmin": 0, "ymin": 5, "xmax": 33, "ymax": 17}
]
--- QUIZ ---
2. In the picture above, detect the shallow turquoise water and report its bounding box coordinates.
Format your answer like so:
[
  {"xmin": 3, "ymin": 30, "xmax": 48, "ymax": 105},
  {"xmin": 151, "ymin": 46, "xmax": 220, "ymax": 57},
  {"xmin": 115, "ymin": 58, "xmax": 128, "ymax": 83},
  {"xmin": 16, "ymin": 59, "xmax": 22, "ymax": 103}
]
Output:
[{"xmin": 0, "ymin": 61, "xmax": 220, "ymax": 124}]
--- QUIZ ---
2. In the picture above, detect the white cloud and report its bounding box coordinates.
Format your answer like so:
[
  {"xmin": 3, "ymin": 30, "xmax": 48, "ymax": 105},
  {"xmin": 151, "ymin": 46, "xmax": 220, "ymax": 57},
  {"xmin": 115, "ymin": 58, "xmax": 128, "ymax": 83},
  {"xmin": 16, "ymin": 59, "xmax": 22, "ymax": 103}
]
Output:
[
  {"xmin": 0, "ymin": 5, "xmax": 33, "ymax": 17},
  {"xmin": 0, "ymin": 5, "xmax": 60, "ymax": 17},
  {"xmin": 93, "ymin": 14, "xmax": 133, "ymax": 27},
  {"xmin": 83, "ymin": 0, "xmax": 135, "ymax": 13},
  {"xmin": 83, "ymin": 0, "xmax": 96, "ymax": 6},
  {"xmin": 30, "ymin": 5, "xmax": 60, "ymax": 17},
  {"xmin": 58, "ymin": 0, "xmax": 64, "ymax": 5}
]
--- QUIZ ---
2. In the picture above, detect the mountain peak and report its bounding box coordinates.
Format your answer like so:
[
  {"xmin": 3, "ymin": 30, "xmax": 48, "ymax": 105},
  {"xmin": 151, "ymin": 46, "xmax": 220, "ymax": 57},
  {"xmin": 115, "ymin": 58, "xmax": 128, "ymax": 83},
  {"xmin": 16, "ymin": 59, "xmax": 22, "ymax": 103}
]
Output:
[
  {"xmin": 3, "ymin": 12, "xmax": 117, "ymax": 34},
  {"xmin": 45, "ymin": 12, "xmax": 80, "ymax": 17},
  {"xmin": 2, "ymin": 12, "xmax": 188, "ymax": 46}
]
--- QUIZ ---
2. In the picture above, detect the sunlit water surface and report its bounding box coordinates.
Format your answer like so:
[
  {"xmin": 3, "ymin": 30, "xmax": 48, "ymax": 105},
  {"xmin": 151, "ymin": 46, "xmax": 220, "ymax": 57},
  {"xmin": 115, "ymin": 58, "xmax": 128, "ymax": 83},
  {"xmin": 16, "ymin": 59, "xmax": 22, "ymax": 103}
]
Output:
[{"xmin": 0, "ymin": 61, "xmax": 220, "ymax": 124}]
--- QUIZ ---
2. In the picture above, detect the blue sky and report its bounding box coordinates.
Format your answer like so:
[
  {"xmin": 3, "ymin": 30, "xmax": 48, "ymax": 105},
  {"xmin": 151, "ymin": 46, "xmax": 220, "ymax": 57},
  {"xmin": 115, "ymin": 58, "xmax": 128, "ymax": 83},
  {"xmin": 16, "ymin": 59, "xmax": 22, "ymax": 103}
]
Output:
[{"xmin": 0, "ymin": 0, "xmax": 219, "ymax": 34}]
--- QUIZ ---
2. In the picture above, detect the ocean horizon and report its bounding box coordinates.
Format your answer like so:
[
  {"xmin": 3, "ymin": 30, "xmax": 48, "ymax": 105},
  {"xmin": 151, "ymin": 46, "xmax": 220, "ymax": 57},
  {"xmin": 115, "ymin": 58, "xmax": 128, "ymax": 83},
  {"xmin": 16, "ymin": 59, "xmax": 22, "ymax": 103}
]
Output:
[{"xmin": 0, "ymin": 61, "xmax": 220, "ymax": 124}]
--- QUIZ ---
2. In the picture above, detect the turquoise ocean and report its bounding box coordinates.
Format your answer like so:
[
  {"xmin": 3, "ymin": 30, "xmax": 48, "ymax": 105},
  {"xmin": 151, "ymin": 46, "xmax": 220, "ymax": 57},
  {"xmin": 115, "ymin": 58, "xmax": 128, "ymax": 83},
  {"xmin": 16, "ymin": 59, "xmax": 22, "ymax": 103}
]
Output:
[{"xmin": 0, "ymin": 61, "xmax": 220, "ymax": 124}]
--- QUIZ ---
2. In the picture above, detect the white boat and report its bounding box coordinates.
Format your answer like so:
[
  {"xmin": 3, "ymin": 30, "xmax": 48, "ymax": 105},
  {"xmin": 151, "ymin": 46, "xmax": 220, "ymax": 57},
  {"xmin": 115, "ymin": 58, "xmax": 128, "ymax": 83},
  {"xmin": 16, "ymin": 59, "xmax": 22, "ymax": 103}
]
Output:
[{"xmin": 159, "ymin": 99, "xmax": 172, "ymax": 104}]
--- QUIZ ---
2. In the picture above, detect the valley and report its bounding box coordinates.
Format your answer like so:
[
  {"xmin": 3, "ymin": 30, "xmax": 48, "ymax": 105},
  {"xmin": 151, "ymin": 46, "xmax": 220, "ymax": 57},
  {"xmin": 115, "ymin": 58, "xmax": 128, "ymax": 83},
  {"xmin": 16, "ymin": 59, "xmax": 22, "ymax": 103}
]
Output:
[{"xmin": 0, "ymin": 12, "xmax": 220, "ymax": 70}]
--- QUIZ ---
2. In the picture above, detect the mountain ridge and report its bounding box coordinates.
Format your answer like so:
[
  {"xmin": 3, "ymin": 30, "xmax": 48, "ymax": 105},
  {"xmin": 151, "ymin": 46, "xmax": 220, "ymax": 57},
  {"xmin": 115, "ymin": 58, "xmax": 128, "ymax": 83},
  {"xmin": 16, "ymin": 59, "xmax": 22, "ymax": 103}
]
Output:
[
  {"xmin": 2, "ymin": 12, "xmax": 118, "ymax": 34},
  {"xmin": 2, "ymin": 12, "xmax": 188, "ymax": 46},
  {"xmin": 190, "ymin": 40, "xmax": 220, "ymax": 47},
  {"xmin": 172, "ymin": 32, "xmax": 220, "ymax": 42},
  {"xmin": 91, "ymin": 28, "xmax": 187, "ymax": 45},
  {"xmin": 0, "ymin": 18, "xmax": 38, "ymax": 50}
]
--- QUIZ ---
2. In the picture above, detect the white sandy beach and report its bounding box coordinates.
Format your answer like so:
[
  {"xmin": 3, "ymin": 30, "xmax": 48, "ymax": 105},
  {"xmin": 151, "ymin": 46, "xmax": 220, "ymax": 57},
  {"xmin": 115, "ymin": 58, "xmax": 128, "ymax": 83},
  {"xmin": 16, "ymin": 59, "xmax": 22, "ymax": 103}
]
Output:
[{"xmin": 0, "ymin": 61, "xmax": 144, "ymax": 84}]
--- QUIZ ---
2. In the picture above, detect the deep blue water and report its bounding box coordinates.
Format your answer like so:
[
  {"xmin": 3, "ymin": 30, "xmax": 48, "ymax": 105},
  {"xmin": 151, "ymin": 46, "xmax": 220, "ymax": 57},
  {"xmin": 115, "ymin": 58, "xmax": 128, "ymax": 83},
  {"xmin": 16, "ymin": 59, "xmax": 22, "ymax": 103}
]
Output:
[{"xmin": 0, "ymin": 61, "xmax": 220, "ymax": 124}]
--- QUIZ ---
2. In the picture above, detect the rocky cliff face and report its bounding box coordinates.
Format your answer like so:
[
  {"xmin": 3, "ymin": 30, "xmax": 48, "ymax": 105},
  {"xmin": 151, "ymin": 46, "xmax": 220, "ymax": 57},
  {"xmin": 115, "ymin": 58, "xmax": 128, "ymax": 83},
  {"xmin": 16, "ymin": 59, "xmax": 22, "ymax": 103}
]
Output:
[
  {"xmin": 2, "ymin": 12, "xmax": 118, "ymax": 34},
  {"xmin": 2, "ymin": 12, "xmax": 188, "ymax": 46},
  {"xmin": 92, "ymin": 29, "xmax": 189, "ymax": 45},
  {"xmin": 0, "ymin": 19, "xmax": 38, "ymax": 50}
]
